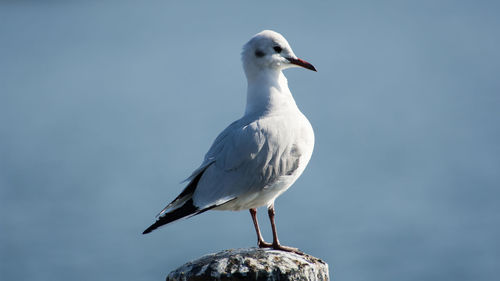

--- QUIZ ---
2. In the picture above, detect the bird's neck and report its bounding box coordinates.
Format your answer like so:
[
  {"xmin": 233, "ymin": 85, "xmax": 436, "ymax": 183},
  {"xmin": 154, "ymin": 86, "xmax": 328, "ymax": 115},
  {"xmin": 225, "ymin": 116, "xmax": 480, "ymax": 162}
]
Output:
[{"xmin": 244, "ymin": 69, "xmax": 298, "ymax": 116}]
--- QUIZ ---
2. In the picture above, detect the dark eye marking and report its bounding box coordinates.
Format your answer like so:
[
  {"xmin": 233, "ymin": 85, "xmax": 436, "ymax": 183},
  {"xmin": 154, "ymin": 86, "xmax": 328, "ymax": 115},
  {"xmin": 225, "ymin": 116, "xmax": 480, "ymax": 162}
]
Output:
[
  {"xmin": 255, "ymin": 50, "xmax": 265, "ymax": 57},
  {"xmin": 273, "ymin": 46, "xmax": 283, "ymax": 53}
]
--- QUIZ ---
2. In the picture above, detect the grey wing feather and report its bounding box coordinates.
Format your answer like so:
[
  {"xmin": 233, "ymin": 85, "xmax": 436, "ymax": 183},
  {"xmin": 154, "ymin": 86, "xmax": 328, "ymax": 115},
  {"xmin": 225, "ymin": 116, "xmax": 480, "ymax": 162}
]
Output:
[
  {"xmin": 157, "ymin": 120, "xmax": 246, "ymax": 217},
  {"xmin": 191, "ymin": 116, "xmax": 302, "ymax": 209},
  {"xmin": 155, "ymin": 114, "xmax": 306, "ymax": 217},
  {"xmin": 183, "ymin": 120, "xmax": 240, "ymax": 183}
]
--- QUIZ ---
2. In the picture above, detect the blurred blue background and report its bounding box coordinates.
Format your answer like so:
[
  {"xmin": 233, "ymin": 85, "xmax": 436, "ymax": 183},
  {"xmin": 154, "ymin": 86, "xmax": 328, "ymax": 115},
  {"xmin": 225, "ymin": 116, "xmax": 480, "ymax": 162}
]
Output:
[{"xmin": 1, "ymin": 1, "xmax": 499, "ymax": 280}]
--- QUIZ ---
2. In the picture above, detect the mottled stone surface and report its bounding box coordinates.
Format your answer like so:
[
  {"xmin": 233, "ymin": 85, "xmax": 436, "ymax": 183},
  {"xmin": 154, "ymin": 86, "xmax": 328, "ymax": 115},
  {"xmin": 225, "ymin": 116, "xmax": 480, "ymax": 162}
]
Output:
[{"xmin": 166, "ymin": 248, "xmax": 329, "ymax": 281}]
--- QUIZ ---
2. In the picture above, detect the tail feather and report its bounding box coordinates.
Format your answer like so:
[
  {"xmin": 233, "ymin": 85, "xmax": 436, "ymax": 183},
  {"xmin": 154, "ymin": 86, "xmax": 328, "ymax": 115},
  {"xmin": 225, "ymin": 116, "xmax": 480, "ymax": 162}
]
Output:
[{"xmin": 142, "ymin": 199, "xmax": 214, "ymax": 234}]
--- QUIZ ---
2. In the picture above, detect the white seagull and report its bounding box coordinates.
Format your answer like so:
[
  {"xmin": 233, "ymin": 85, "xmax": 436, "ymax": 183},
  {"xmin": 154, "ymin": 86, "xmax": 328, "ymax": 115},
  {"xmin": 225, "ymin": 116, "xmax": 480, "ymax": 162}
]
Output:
[{"xmin": 143, "ymin": 30, "xmax": 316, "ymax": 253}]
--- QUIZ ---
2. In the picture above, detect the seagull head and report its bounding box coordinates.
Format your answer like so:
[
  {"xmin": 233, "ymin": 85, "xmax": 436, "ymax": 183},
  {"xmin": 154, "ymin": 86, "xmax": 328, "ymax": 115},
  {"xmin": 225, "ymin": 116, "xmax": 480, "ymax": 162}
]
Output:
[{"xmin": 242, "ymin": 30, "xmax": 316, "ymax": 77}]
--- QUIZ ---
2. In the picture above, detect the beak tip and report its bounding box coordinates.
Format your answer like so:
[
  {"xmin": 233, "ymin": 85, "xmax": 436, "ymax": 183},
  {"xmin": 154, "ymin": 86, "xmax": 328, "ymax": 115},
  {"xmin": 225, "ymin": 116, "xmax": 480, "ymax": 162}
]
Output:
[
  {"xmin": 287, "ymin": 57, "xmax": 317, "ymax": 72},
  {"xmin": 303, "ymin": 63, "xmax": 317, "ymax": 72}
]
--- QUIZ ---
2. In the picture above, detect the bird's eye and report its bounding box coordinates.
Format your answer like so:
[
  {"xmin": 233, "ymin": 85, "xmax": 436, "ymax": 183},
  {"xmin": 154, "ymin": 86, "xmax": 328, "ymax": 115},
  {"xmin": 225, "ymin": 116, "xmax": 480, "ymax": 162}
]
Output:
[
  {"xmin": 273, "ymin": 46, "xmax": 282, "ymax": 53},
  {"xmin": 255, "ymin": 50, "xmax": 265, "ymax": 57}
]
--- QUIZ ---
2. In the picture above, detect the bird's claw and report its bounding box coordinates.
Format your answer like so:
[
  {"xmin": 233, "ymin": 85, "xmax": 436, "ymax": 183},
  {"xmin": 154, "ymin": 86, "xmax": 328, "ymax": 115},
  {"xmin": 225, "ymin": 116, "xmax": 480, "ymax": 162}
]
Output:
[
  {"xmin": 257, "ymin": 240, "xmax": 273, "ymax": 248},
  {"xmin": 271, "ymin": 243, "xmax": 304, "ymax": 255},
  {"xmin": 257, "ymin": 241, "xmax": 304, "ymax": 255}
]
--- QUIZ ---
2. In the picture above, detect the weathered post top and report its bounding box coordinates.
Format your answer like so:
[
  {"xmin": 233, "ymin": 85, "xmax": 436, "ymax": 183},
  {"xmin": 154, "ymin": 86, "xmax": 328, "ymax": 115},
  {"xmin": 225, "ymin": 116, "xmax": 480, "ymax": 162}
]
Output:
[{"xmin": 166, "ymin": 248, "xmax": 329, "ymax": 281}]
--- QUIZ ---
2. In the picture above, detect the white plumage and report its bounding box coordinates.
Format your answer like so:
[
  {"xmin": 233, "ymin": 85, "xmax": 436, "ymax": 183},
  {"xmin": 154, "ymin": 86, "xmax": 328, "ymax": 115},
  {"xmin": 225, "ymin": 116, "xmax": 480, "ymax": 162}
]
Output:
[{"xmin": 144, "ymin": 30, "xmax": 316, "ymax": 253}]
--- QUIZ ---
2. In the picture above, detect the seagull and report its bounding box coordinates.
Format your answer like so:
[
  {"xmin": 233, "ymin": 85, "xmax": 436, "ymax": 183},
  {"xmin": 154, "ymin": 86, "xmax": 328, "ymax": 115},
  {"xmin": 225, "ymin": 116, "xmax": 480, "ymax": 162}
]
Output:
[{"xmin": 143, "ymin": 30, "xmax": 316, "ymax": 253}]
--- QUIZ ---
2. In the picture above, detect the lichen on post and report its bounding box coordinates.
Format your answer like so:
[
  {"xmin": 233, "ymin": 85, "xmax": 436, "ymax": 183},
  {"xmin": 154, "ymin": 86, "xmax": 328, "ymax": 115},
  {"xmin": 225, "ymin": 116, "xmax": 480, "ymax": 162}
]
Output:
[{"xmin": 166, "ymin": 248, "xmax": 329, "ymax": 281}]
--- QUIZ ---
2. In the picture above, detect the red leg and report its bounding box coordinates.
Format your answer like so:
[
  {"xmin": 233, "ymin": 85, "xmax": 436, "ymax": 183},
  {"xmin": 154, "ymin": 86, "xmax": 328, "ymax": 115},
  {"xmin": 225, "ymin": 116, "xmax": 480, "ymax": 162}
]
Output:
[
  {"xmin": 267, "ymin": 204, "xmax": 303, "ymax": 254},
  {"xmin": 249, "ymin": 208, "xmax": 272, "ymax": 248}
]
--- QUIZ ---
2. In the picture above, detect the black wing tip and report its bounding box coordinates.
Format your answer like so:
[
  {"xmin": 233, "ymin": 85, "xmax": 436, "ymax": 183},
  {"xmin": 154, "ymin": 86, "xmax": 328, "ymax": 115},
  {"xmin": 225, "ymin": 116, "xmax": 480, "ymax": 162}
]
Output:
[
  {"xmin": 142, "ymin": 218, "xmax": 171, "ymax": 234},
  {"xmin": 142, "ymin": 227, "xmax": 154, "ymax": 235},
  {"xmin": 141, "ymin": 199, "xmax": 200, "ymax": 235}
]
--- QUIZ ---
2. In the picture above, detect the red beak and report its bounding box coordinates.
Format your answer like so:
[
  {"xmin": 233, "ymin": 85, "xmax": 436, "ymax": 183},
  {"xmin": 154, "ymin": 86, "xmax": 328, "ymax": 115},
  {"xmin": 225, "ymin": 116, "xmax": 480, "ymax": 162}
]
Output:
[{"xmin": 286, "ymin": 57, "xmax": 317, "ymax": 72}]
